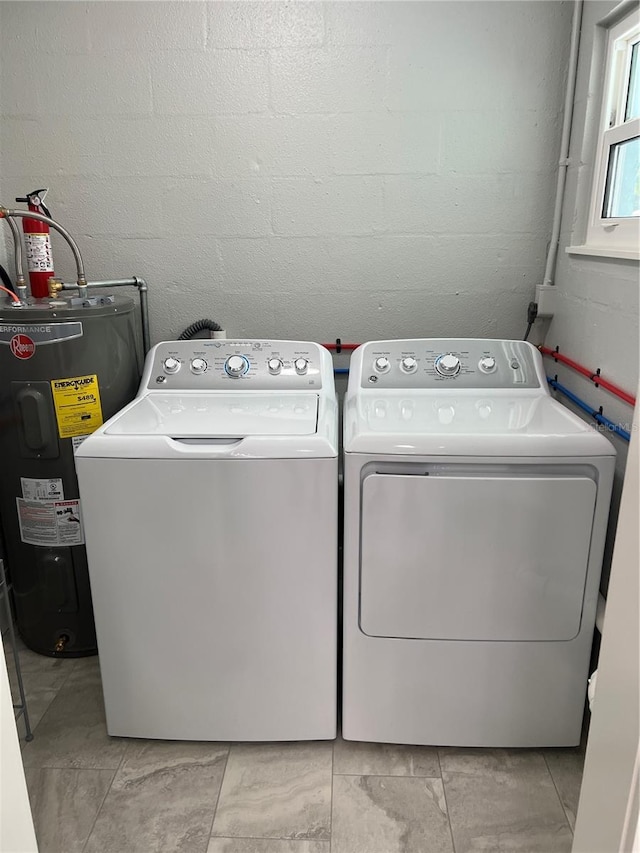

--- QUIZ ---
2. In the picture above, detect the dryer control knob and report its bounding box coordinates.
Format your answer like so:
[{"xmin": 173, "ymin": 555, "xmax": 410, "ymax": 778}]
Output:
[
  {"xmin": 190, "ymin": 358, "xmax": 207, "ymax": 374},
  {"xmin": 163, "ymin": 357, "xmax": 180, "ymax": 374},
  {"xmin": 400, "ymin": 357, "xmax": 418, "ymax": 373},
  {"xmin": 268, "ymin": 358, "xmax": 283, "ymax": 375},
  {"xmin": 374, "ymin": 356, "xmax": 390, "ymax": 373},
  {"xmin": 478, "ymin": 356, "xmax": 496, "ymax": 373},
  {"xmin": 435, "ymin": 353, "xmax": 460, "ymax": 376},
  {"xmin": 294, "ymin": 358, "xmax": 308, "ymax": 375},
  {"xmin": 225, "ymin": 355, "xmax": 249, "ymax": 377}
]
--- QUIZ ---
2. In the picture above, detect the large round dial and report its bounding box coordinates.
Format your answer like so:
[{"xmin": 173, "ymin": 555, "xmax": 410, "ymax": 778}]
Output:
[
  {"xmin": 190, "ymin": 357, "xmax": 207, "ymax": 374},
  {"xmin": 435, "ymin": 353, "xmax": 460, "ymax": 376},
  {"xmin": 294, "ymin": 358, "xmax": 308, "ymax": 375},
  {"xmin": 478, "ymin": 356, "xmax": 496, "ymax": 373},
  {"xmin": 225, "ymin": 355, "xmax": 249, "ymax": 377},
  {"xmin": 163, "ymin": 357, "xmax": 180, "ymax": 374},
  {"xmin": 400, "ymin": 356, "xmax": 417, "ymax": 373},
  {"xmin": 374, "ymin": 357, "xmax": 390, "ymax": 373}
]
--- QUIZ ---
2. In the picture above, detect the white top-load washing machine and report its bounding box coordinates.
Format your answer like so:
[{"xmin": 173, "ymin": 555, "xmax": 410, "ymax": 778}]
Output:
[
  {"xmin": 76, "ymin": 340, "xmax": 337, "ymax": 741},
  {"xmin": 342, "ymin": 339, "xmax": 615, "ymax": 747}
]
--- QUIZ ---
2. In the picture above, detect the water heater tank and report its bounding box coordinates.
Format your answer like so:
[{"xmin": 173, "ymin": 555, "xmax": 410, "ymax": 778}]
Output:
[{"xmin": 0, "ymin": 296, "xmax": 141, "ymax": 656}]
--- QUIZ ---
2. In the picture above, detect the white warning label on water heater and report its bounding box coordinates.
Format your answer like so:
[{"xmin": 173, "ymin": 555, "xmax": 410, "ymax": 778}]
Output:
[
  {"xmin": 16, "ymin": 498, "xmax": 85, "ymax": 547},
  {"xmin": 20, "ymin": 477, "xmax": 64, "ymax": 502}
]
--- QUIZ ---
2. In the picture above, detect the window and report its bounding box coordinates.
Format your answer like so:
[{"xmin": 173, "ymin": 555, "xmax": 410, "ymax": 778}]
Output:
[{"xmin": 584, "ymin": 9, "xmax": 640, "ymax": 258}]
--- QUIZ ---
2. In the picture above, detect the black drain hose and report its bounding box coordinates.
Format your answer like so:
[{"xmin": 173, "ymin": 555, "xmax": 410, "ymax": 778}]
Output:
[
  {"xmin": 0, "ymin": 264, "xmax": 16, "ymax": 293},
  {"xmin": 178, "ymin": 319, "xmax": 223, "ymax": 340}
]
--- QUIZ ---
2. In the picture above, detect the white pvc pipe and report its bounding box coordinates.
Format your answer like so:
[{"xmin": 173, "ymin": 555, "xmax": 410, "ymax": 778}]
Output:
[{"xmin": 542, "ymin": 0, "xmax": 584, "ymax": 287}]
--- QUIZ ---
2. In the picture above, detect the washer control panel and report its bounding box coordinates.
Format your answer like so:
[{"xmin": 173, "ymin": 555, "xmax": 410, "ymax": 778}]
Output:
[
  {"xmin": 361, "ymin": 339, "xmax": 540, "ymax": 389},
  {"xmin": 147, "ymin": 341, "xmax": 323, "ymax": 390}
]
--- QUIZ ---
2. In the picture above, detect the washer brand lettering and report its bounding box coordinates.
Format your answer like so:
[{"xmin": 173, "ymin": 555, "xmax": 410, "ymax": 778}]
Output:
[
  {"xmin": 53, "ymin": 378, "xmax": 94, "ymax": 392},
  {"xmin": 10, "ymin": 334, "xmax": 36, "ymax": 360}
]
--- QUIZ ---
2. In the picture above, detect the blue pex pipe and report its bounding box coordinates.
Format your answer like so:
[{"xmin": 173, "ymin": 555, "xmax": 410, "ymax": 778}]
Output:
[{"xmin": 548, "ymin": 376, "xmax": 631, "ymax": 442}]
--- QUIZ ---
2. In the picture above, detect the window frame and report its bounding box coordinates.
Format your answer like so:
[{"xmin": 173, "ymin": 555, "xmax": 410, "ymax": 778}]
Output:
[{"xmin": 579, "ymin": 9, "xmax": 640, "ymax": 259}]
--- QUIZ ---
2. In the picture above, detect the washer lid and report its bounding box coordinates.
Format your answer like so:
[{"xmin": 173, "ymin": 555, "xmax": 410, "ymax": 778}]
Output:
[{"xmin": 105, "ymin": 393, "xmax": 319, "ymax": 437}]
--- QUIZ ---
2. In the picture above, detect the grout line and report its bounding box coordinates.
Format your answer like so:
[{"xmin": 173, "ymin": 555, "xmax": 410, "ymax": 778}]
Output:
[
  {"xmin": 80, "ymin": 765, "xmax": 119, "ymax": 853},
  {"xmin": 207, "ymin": 743, "xmax": 232, "ymax": 841},
  {"xmin": 437, "ymin": 748, "xmax": 458, "ymax": 853},
  {"xmin": 332, "ymin": 771, "xmax": 445, "ymax": 780},
  {"xmin": 543, "ymin": 751, "xmax": 575, "ymax": 835},
  {"xmin": 207, "ymin": 836, "xmax": 331, "ymax": 844}
]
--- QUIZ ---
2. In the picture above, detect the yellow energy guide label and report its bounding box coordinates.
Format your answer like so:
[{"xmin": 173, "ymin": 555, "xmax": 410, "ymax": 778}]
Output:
[{"xmin": 51, "ymin": 374, "xmax": 104, "ymax": 439}]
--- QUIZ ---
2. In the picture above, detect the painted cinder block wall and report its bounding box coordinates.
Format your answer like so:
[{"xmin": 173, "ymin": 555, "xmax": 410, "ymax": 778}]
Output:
[
  {"xmin": 0, "ymin": 0, "xmax": 571, "ymax": 343},
  {"xmin": 541, "ymin": 1, "xmax": 639, "ymax": 590}
]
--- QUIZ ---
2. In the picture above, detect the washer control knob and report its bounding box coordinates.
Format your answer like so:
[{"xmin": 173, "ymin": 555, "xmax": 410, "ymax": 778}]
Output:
[
  {"xmin": 268, "ymin": 358, "xmax": 283, "ymax": 375},
  {"xmin": 374, "ymin": 356, "xmax": 390, "ymax": 373},
  {"xmin": 294, "ymin": 358, "xmax": 308, "ymax": 375},
  {"xmin": 163, "ymin": 357, "xmax": 180, "ymax": 374},
  {"xmin": 225, "ymin": 355, "xmax": 249, "ymax": 377},
  {"xmin": 435, "ymin": 353, "xmax": 461, "ymax": 376},
  {"xmin": 478, "ymin": 356, "xmax": 496, "ymax": 373},
  {"xmin": 190, "ymin": 357, "xmax": 207, "ymax": 374},
  {"xmin": 400, "ymin": 357, "xmax": 418, "ymax": 373}
]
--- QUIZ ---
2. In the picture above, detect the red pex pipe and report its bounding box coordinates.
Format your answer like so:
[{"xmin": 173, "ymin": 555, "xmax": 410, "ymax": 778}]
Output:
[
  {"xmin": 322, "ymin": 342, "xmax": 360, "ymax": 351},
  {"xmin": 540, "ymin": 345, "xmax": 636, "ymax": 407}
]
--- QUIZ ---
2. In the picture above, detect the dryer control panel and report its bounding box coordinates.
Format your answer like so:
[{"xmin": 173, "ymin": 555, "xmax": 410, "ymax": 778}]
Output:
[
  {"xmin": 359, "ymin": 339, "xmax": 541, "ymax": 389},
  {"xmin": 145, "ymin": 340, "xmax": 323, "ymax": 390}
]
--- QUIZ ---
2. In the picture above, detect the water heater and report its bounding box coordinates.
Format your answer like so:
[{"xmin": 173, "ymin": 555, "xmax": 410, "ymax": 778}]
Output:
[{"xmin": 0, "ymin": 298, "xmax": 141, "ymax": 655}]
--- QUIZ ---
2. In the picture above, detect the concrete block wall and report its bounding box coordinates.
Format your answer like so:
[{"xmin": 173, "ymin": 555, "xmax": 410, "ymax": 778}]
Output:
[
  {"xmin": 542, "ymin": 1, "xmax": 639, "ymax": 591},
  {"xmin": 0, "ymin": 0, "xmax": 572, "ymax": 343}
]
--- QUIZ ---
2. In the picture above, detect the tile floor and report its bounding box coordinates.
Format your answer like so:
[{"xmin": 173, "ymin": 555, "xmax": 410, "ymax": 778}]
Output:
[{"xmin": 6, "ymin": 640, "xmax": 585, "ymax": 853}]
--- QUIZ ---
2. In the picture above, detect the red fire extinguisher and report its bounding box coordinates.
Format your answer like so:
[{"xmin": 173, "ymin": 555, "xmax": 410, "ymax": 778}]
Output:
[{"xmin": 15, "ymin": 189, "xmax": 54, "ymax": 299}]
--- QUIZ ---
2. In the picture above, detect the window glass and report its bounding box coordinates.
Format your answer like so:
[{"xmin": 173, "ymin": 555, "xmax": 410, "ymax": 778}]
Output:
[
  {"xmin": 602, "ymin": 135, "xmax": 640, "ymax": 218},
  {"xmin": 624, "ymin": 40, "xmax": 640, "ymax": 121}
]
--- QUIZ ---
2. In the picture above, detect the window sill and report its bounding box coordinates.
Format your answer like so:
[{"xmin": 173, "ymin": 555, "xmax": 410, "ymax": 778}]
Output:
[{"xmin": 566, "ymin": 245, "xmax": 640, "ymax": 261}]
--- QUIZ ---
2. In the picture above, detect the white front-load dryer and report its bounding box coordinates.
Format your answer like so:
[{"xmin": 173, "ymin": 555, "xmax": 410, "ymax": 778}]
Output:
[
  {"xmin": 76, "ymin": 340, "xmax": 338, "ymax": 741},
  {"xmin": 342, "ymin": 339, "xmax": 615, "ymax": 747}
]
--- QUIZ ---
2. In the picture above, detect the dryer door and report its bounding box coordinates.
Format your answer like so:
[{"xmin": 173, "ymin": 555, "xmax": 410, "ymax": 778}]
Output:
[{"xmin": 359, "ymin": 473, "xmax": 597, "ymax": 641}]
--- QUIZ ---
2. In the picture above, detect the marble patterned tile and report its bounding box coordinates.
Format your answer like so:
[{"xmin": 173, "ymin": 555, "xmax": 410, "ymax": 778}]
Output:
[
  {"xmin": 4, "ymin": 635, "xmax": 77, "ymax": 675},
  {"xmin": 20, "ymin": 675, "xmax": 127, "ymax": 770},
  {"xmin": 438, "ymin": 747, "xmax": 548, "ymax": 776},
  {"xmin": 443, "ymin": 754, "xmax": 573, "ymax": 853},
  {"xmin": 208, "ymin": 841, "xmax": 329, "ymax": 853},
  {"xmin": 8, "ymin": 662, "xmax": 72, "ymax": 731},
  {"xmin": 211, "ymin": 742, "xmax": 332, "ymax": 840},
  {"xmin": 331, "ymin": 774, "xmax": 454, "ymax": 853},
  {"xmin": 24, "ymin": 767, "xmax": 115, "ymax": 853},
  {"xmin": 334, "ymin": 736, "xmax": 440, "ymax": 777},
  {"xmin": 4, "ymin": 637, "xmax": 77, "ymax": 734},
  {"xmin": 544, "ymin": 748, "xmax": 585, "ymax": 830},
  {"xmin": 84, "ymin": 740, "xmax": 229, "ymax": 853}
]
